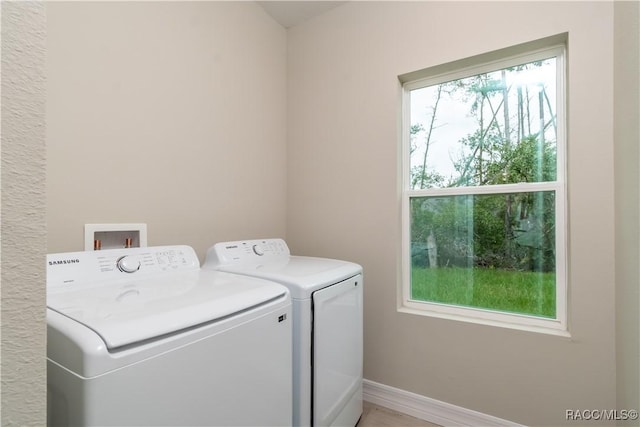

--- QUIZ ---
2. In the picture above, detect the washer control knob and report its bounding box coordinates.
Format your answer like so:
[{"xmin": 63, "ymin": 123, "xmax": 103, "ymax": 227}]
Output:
[
  {"xmin": 117, "ymin": 256, "xmax": 141, "ymax": 273},
  {"xmin": 252, "ymin": 244, "xmax": 264, "ymax": 256}
]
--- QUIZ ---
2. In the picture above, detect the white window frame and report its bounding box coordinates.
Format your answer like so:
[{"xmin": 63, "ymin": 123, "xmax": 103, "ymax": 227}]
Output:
[{"xmin": 399, "ymin": 42, "xmax": 568, "ymax": 336}]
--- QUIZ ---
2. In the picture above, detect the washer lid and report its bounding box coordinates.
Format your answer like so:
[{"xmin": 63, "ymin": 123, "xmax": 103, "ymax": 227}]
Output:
[{"xmin": 47, "ymin": 269, "xmax": 287, "ymax": 350}]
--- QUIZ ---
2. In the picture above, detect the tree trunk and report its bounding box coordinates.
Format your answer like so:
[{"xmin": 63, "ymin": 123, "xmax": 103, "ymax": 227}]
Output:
[
  {"xmin": 501, "ymin": 70, "xmax": 513, "ymax": 259},
  {"xmin": 427, "ymin": 230, "xmax": 438, "ymax": 268},
  {"xmin": 419, "ymin": 85, "xmax": 443, "ymax": 189}
]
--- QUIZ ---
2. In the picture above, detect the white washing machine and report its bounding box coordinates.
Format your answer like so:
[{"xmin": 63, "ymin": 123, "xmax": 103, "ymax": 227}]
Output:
[
  {"xmin": 47, "ymin": 245, "xmax": 292, "ymax": 426},
  {"xmin": 204, "ymin": 238, "xmax": 363, "ymax": 427}
]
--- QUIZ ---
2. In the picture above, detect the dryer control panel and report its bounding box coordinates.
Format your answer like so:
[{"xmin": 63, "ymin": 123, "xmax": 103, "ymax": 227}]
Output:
[
  {"xmin": 205, "ymin": 239, "xmax": 290, "ymax": 267},
  {"xmin": 47, "ymin": 245, "xmax": 199, "ymax": 289}
]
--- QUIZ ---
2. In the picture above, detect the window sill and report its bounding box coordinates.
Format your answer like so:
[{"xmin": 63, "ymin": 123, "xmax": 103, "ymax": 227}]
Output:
[{"xmin": 398, "ymin": 304, "xmax": 571, "ymax": 338}]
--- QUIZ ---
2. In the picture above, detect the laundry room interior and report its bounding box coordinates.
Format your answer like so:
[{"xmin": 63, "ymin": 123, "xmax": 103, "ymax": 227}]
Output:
[{"xmin": 2, "ymin": 1, "xmax": 639, "ymax": 426}]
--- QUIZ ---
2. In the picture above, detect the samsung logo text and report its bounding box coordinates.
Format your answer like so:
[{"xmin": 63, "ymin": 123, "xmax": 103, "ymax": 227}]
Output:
[{"xmin": 49, "ymin": 259, "xmax": 80, "ymax": 266}]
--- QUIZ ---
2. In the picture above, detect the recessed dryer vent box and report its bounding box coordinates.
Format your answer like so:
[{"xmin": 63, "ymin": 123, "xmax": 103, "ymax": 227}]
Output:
[{"xmin": 85, "ymin": 223, "xmax": 147, "ymax": 251}]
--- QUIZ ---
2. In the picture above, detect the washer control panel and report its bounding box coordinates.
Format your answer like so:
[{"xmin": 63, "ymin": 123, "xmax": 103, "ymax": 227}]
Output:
[
  {"xmin": 47, "ymin": 245, "xmax": 199, "ymax": 289},
  {"xmin": 205, "ymin": 238, "xmax": 290, "ymax": 267}
]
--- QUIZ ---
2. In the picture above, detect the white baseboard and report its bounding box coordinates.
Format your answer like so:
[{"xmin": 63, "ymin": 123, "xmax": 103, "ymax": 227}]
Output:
[{"xmin": 362, "ymin": 379, "xmax": 525, "ymax": 427}]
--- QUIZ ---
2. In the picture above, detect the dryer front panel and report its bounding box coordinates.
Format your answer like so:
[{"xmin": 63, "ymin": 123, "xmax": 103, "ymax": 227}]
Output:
[{"xmin": 312, "ymin": 274, "xmax": 363, "ymax": 427}]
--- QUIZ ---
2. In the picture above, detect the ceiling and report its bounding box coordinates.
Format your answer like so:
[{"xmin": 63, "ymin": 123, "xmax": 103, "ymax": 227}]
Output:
[{"xmin": 257, "ymin": 1, "xmax": 347, "ymax": 28}]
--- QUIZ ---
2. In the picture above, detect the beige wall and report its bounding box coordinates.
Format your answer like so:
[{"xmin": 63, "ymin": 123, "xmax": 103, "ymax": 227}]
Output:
[
  {"xmin": 46, "ymin": 2, "xmax": 287, "ymax": 259},
  {"xmin": 614, "ymin": 0, "xmax": 640, "ymax": 420},
  {"xmin": 287, "ymin": 2, "xmax": 619, "ymax": 425},
  {"xmin": 1, "ymin": 2, "xmax": 47, "ymax": 425},
  {"xmin": 3, "ymin": 1, "xmax": 638, "ymax": 425}
]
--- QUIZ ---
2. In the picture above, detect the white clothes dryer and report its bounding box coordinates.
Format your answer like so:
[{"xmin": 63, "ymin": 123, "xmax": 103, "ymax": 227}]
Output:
[
  {"xmin": 47, "ymin": 245, "xmax": 292, "ymax": 427},
  {"xmin": 204, "ymin": 239, "xmax": 363, "ymax": 427}
]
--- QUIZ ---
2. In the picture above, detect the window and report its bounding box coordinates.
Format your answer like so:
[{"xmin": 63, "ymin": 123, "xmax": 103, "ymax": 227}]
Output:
[{"xmin": 400, "ymin": 38, "xmax": 567, "ymax": 334}]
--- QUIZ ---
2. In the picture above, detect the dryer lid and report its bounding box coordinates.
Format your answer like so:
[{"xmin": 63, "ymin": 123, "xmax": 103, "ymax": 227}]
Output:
[
  {"xmin": 203, "ymin": 239, "xmax": 362, "ymax": 299},
  {"xmin": 214, "ymin": 256, "xmax": 362, "ymax": 299},
  {"xmin": 47, "ymin": 269, "xmax": 287, "ymax": 350}
]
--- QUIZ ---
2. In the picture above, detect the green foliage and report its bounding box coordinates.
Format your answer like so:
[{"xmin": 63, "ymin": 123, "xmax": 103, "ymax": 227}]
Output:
[
  {"xmin": 411, "ymin": 191, "xmax": 556, "ymax": 272},
  {"xmin": 410, "ymin": 166, "xmax": 445, "ymax": 189}
]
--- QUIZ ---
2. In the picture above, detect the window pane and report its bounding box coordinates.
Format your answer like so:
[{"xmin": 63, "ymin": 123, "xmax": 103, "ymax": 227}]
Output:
[
  {"xmin": 409, "ymin": 192, "xmax": 556, "ymax": 318},
  {"xmin": 409, "ymin": 58, "xmax": 557, "ymax": 189}
]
